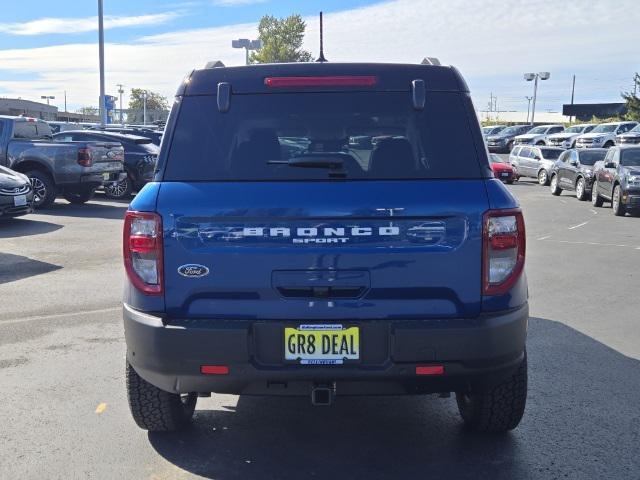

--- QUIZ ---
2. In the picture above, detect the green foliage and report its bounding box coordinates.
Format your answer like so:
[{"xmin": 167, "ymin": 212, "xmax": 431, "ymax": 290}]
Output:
[
  {"xmin": 621, "ymin": 73, "xmax": 640, "ymax": 122},
  {"xmin": 128, "ymin": 88, "xmax": 169, "ymax": 113},
  {"xmin": 76, "ymin": 106, "xmax": 98, "ymax": 116},
  {"xmin": 250, "ymin": 14, "xmax": 313, "ymax": 64}
]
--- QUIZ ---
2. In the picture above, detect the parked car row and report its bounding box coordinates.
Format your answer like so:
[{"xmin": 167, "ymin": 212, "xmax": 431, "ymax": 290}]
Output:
[
  {"xmin": 0, "ymin": 115, "xmax": 162, "ymax": 219},
  {"xmin": 486, "ymin": 121, "xmax": 639, "ymax": 153}
]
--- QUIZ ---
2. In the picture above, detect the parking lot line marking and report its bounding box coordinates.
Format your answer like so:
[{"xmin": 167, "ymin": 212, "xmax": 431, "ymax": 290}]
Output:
[
  {"xmin": 568, "ymin": 221, "xmax": 589, "ymax": 230},
  {"xmin": 95, "ymin": 403, "xmax": 107, "ymax": 414},
  {"xmin": 0, "ymin": 306, "xmax": 120, "ymax": 325},
  {"xmin": 549, "ymin": 239, "xmax": 637, "ymax": 249},
  {"xmin": 589, "ymin": 209, "xmax": 599, "ymax": 215},
  {"xmin": 537, "ymin": 235, "xmax": 551, "ymax": 240}
]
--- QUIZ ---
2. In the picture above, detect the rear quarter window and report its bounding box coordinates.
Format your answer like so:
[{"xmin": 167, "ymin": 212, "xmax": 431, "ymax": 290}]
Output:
[{"xmin": 163, "ymin": 91, "xmax": 484, "ymax": 181}]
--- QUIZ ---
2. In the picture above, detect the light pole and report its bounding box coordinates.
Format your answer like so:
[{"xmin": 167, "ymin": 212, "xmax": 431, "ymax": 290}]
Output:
[
  {"xmin": 231, "ymin": 38, "xmax": 263, "ymax": 65},
  {"xmin": 98, "ymin": 0, "xmax": 107, "ymax": 127},
  {"xmin": 117, "ymin": 84, "xmax": 124, "ymax": 125},
  {"xmin": 40, "ymin": 95, "xmax": 55, "ymax": 105},
  {"xmin": 525, "ymin": 96, "xmax": 532, "ymax": 123},
  {"xmin": 142, "ymin": 90, "xmax": 147, "ymax": 126},
  {"xmin": 524, "ymin": 72, "xmax": 550, "ymax": 125}
]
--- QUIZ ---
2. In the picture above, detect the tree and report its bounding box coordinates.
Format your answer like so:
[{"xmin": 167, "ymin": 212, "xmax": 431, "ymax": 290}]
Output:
[
  {"xmin": 250, "ymin": 14, "xmax": 313, "ymax": 64},
  {"xmin": 127, "ymin": 88, "xmax": 169, "ymax": 123},
  {"xmin": 621, "ymin": 73, "xmax": 640, "ymax": 122},
  {"xmin": 76, "ymin": 106, "xmax": 98, "ymax": 116}
]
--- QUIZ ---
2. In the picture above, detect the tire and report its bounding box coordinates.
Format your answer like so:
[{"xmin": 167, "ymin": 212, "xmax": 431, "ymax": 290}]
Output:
[
  {"xmin": 537, "ymin": 169, "xmax": 549, "ymax": 186},
  {"xmin": 536, "ymin": 141, "xmax": 545, "ymax": 146},
  {"xmin": 126, "ymin": 361, "xmax": 197, "ymax": 432},
  {"xmin": 104, "ymin": 176, "xmax": 133, "ymax": 200},
  {"xmin": 592, "ymin": 181, "xmax": 604, "ymax": 207},
  {"xmin": 603, "ymin": 141, "xmax": 614, "ymax": 148},
  {"xmin": 63, "ymin": 187, "xmax": 95, "ymax": 205},
  {"xmin": 550, "ymin": 175, "xmax": 562, "ymax": 195},
  {"xmin": 612, "ymin": 185, "xmax": 626, "ymax": 217},
  {"xmin": 506, "ymin": 141, "xmax": 514, "ymax": 153},
  {"xmin": 456, "ymin": 353, "xmax": 527, "ymax": 433},
  {"xmin": 506, "ymin": 179, "xmax": 514, "ymax": 185},
  {"xmin": 26, "ymin": 170, "xmax": 56, "ymax": 209},
  {"xmin": 575, "ymin": 177, "xmax": 587, "ymax": 201}
]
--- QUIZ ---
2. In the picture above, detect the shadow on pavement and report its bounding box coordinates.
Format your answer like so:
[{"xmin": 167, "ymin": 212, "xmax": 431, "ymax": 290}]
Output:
[
  {"xmin": 0, "ymin": 218, "xmax": 63, "ymax": 239},
  {"xmin": 36, "ymin": 199, "xmax": 128, "ymax": 220},
  {"xmin": 148, "ymin": 317, "xmax": 640, "ymax": 480},
  {"xmin": 0, "ymin": 252, "xmax": 62, "ymax": 285}
]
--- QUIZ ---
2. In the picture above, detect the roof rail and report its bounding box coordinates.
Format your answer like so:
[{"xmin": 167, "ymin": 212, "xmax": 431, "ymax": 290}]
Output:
[
  {"xmin": 204, "ymin": 60, "xmax": 226, "ymax": 69},
  {"xmin": 421, "ymin": 57, "xmax": 441, "ymax": 66}
]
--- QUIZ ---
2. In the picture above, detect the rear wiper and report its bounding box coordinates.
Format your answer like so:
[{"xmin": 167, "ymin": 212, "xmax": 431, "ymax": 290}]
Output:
[{"xmin": 268, "ymin": 152, "xmax": 349, "ymax": 171}]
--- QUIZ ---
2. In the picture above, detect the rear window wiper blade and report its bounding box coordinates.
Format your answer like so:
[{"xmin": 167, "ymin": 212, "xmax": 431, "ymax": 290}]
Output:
[{"xmin": 268, "ymin": 152, "xmax": 349, "ymax": 170}]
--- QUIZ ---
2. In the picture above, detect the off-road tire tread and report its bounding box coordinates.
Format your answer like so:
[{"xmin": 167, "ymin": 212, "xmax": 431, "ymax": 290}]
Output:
[
  {"xmin": 126, "ymin": 361, "xmax": 196, "ymax": 432},
  {"xmin": 456, "ymin": 355, "xmax": 527, "ymax": 433}
]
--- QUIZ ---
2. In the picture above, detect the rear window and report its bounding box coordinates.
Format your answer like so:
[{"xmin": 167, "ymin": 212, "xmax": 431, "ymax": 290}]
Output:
[
  {"xmin": 577, "ymin": 150, "xmax": 607, "ymax": 165},
  {"xmin": 540, "ymin": 148, "xmax": 563, "ymax": 160},
  {"xmin": 163, "ymin": 91, "xmax": 482, "ymax": 181}
]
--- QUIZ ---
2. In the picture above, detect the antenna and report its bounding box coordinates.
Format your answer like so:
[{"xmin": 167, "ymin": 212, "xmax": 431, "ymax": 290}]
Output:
[{"xmin": 316, "ymin": 11, "xmax": 327, "ymax": 63}]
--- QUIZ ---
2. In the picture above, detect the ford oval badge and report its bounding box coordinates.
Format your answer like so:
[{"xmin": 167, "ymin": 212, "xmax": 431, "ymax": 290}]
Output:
[{"xmin": 178, "ymin": 264, "xmax": 210, "ymax": 278}]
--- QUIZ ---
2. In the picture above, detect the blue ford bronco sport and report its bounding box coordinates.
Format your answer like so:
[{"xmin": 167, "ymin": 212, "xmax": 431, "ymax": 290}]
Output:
[{"xmin": 123, "ymin": 62, "xmax": 528, "ymax": 433}]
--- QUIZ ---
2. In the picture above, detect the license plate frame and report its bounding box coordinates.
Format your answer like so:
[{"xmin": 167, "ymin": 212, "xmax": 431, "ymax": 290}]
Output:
[
  {"xmin": 13, "ymin": 194, "xmax": 27, "ymax": 207},
  {"xmin": 284, "ymin": 324, "xmax": 360, "ymax": 365}
]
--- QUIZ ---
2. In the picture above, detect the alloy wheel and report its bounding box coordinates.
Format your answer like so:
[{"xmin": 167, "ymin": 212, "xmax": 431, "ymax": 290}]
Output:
[
  {"xmin": 105, "ymin": 178, "xmax": 130, "ymax": 198},
  {"xmin": 30, "ymin": 177, "xmax": 47, "ymax": 206}
]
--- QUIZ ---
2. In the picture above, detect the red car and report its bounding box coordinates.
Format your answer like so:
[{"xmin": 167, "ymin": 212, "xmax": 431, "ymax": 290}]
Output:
[{"xmin": 489, "ymin": 153, "xmax": 517, "ymax": 184}]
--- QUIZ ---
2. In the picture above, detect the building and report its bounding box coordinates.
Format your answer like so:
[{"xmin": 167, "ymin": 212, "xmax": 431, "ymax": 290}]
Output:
[
  {"xmin": 478, "ymin": 110, "xmax": 570, "ymax": 125},
  {"xmin": 0, "ymin": 98, "xmax": 58, "ymax": 120}
]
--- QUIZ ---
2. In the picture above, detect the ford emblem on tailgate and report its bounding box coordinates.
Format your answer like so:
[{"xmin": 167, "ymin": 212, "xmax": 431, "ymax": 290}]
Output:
[{"xmin": 178, "ymin": 264, "xmax": 209, "ymax": 278}]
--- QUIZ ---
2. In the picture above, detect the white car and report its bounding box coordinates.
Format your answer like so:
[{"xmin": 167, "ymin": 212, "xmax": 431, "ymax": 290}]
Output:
[
  {"xmin": 547, "ymin": 124, "xmax": 596, "ymax": 149},
  {"xmin": 513, "ymin": 124, "xmax": 565, "ymax": 146},
  {"xmin": 575, "ymin": 121, "xmax": 638, "ymax": 149}
]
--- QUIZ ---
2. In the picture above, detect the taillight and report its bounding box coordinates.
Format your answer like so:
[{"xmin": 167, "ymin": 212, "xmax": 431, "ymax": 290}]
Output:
[
  {"xmin": 483, "ymin": 209, "xmax": 525, "ymax": 296},
  {"xmin": 77, "ymin": 148, "xmax": 92, "ymax": 167},
  {"xmin": 264, "ymin": 75, "xmax": 377, "ymax": 88},
  {"xmin": 123, "ymin": 211, "xmax": 163, "ymax": 295}
]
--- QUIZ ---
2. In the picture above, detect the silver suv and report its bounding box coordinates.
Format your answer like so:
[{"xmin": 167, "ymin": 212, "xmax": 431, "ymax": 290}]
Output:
[{"xmin": 509, "ymin": 145, "xmax": 565, "ymax": 185}]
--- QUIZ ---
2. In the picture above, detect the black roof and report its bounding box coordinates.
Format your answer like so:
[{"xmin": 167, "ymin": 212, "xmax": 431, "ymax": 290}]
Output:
[{"xmin": 179, "ymin": 62, "xmax": 468, "ymax": 96}]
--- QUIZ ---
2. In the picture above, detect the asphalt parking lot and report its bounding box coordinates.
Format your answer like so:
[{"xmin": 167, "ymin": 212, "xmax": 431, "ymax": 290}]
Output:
[{"xmin": 1, "ymin": 182, "xmax": 639, "ymax": 480}]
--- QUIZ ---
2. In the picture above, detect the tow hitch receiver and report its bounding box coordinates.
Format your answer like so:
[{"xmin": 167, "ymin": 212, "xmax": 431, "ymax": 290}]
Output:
[{"xmin": 311, "ymin": 384, "xmax": 335, "ymax": 406}]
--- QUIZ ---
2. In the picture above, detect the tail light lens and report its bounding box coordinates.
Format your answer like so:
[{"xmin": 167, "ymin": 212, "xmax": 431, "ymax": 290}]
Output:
[
  {"xmin": 123, "ymin": 211, "xmax": 163, "ymax": 295},
  {"xmin": 77, "ymin": 148, "xmax": 92, "ymax": 167},
  {"xmin": 483, "ymin": 209, "xmax": 525, "ymax": 296}
]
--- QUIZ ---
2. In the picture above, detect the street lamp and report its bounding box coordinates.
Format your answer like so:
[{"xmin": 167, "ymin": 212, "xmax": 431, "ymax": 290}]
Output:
[
  {"xmin": 232, "ymin": 38, "xmax": 263, "ymax": 65},
  {"xmin": 40, "ymin": 95, "xmax": 55, "ymax": 105},
  {"xmin": 117, "ymin": 84, "xmax": 125, "ymax": 125},
  {"xmin": 98, "ymin": 0, "xmax": 107, "ymax": 128},
  {"xmin": 524, "ymin": 72, "xmax": 550, "ymax": 125},
  {"xmin": 142, "ymin": 90, "xmax": 148, "ymax": 126}
]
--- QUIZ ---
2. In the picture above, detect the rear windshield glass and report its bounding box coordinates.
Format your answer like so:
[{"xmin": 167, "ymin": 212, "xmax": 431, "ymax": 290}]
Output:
[
  {"xmin": 577, "ymin": 150, "xmax": 606, "ymax": 165},
  {"xmin": 540, "ymin": 148, "xmax": 563, "ymax": 160},
  {"xmin": 163, "ymin": 92, "xmax": 482, "ymax": 181},
  {"xmin": 621, "ymin": 149, "xmax": 640, "ymax": 166}
]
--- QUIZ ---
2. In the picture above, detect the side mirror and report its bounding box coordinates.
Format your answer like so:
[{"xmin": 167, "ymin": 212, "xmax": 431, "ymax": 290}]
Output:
[
  {"xmin": 534, "ymin": 154, "xmax": 541, "ymax": 160},
  {"xmin": 604, "ymin": 162, "xmax": 615, "ymax": 168},
  {"xmin": 570, "ymin": 160, "xmax": 578, "ymax": 166}
]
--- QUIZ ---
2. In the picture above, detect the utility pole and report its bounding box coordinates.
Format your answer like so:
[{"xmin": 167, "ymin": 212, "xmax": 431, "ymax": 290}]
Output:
[
  {"xmin": 524, "ymin": 72, "xmax": 550, "ymax": 125},
  {"xmin": 570, "ymin": 74, "xmax": 576, "ymax": 123},
  {"xmin": 525, "ymin": 96, "xmax": 532, "ymax": 123},
  {"xmin": 142, "ymin": 90, "xmax": 147, "ymax": 126},
  {"xmin": 117, "ymin": 84, "xmax": 125, "ymax": 125},
  {"xmin": 64, "ymin": 91, "xmax": 67, "ymax": 113},
  {"xmin": 98, "ymin": 0, "xmax": 107, "ymax": 128}
]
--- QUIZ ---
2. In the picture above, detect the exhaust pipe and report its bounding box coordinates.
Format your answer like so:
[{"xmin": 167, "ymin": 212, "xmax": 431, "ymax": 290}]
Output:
[{"xmin": 311, "ymin": 384, "xmax": 335, "ymax": 406}]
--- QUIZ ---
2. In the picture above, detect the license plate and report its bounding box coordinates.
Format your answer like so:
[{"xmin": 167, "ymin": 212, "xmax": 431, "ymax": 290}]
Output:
[
  {"xmin": 103, "ymin": 172, "xmax": 111, "ymax": 181},
  {"xmin": 284, "ymin": 325, "xmax": 360, "ymax": 365},
  {"xmin": 501, "ymin": 172, "xmax": 509, "ymax": 177},
  {"xmin": 14, "ymin": 194, "xmax": 27, "ymax": 206}
]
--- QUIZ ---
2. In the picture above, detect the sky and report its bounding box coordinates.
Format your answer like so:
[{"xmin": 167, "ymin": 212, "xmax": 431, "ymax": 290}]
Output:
[{"xmin": 0, "ymin": 0, "xmax": 638, "ymax": 114}]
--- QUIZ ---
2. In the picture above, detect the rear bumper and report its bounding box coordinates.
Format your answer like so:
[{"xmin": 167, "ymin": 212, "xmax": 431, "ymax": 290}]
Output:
[
  {"xmin": 79, "ymin": 171, "xmax": 127, "ymax": 186},
  {"xmin": 124, "ymin": 303, "xmax": 528, "ymax": 396}
]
